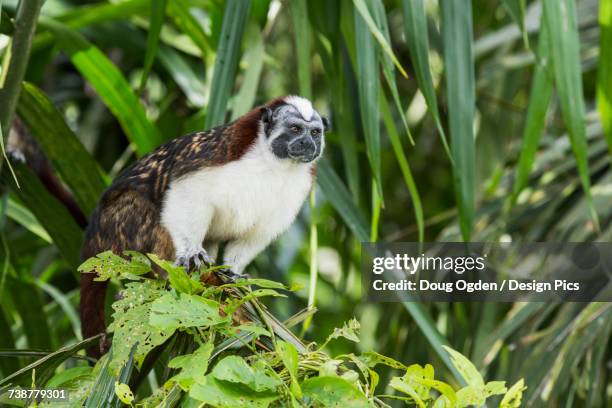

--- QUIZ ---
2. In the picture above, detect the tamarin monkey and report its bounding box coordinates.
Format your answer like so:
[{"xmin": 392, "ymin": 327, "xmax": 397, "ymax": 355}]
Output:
[{"xmin": 80, "ymin": 96, "xmax": 328, "ymax": 356}]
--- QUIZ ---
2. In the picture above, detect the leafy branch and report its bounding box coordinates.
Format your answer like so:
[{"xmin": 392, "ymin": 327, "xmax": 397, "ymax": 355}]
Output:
[{"xmin": 0, "ymin": 251, "xmax": 527, "ymax": 407}]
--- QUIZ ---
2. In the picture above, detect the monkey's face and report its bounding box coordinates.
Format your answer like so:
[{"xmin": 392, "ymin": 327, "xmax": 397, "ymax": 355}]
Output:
[{"xmin": 262, "ymin": 103, "xmax": 328, "ymax": 164}]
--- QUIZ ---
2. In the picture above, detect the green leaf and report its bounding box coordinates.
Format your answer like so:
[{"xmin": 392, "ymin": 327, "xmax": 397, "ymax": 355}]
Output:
[
  {"xmin": 510, "ymin": 20, "xmax": 553, "ymax": 205},
  {"xmin": 149, "ymin": 292, "xmax": 227, "ymax": 330},
  {"xmin": 85, "ymin": 345, "xmax": 136, "ymax": 408},
  {"xmin": 211, "ymin": 356, "xmax": 282, "ymax": 392},
  {"xmin": 484, "ymin": 380, "xmax": 507, "ymax": 397},
  {"xmin": 440, "ymin": 0, "xmax": 476, "ymax": 241},
  {"xmin": 389, "ymin": 376, "xmax": 426, "ymax": 408},
  {"xmin": 597, "ymin": 0, "xmax": 612, "ymax": 156},
  {"xmin": 5, "ymin": 197, "xmax": 51, "ymax": 242},
  {"xmin": 140, "ymin": 0, "xmax": 168, "ymax": 90},
  {"xmin": 317, "ymin": 158, "xmax": 370, "ymax": 242},
  {"xmin": 354, "ymin": 1, "xmax": 382, "ymax": 200},
  {"xmin": 0, "ymin": 334, "xmax": 101, "ymax": 388},
  {"xmin": 167, "ymin": 0, "xmax": 210, "ymax": 58},
  {"xmin": 543, "ymin": 0, "xmax": 599, "ymax": 228},
  {"xmin": 443, "ymin": 346, "xmax": 484, "ymax": 388},
  {"xmin": 500, "ymin": 379, "xmax": 527, "ymax": 408},
  {"xmin": 46, "ymin": 366, "xmax": 93, "ymax": 388},
  {"xmin": 45, "ymin": 19, "xmax": 163, "ymax": 156},
  {"xmin": 158, "ymin": 46, "xmax": 207, "ymax": 107},
  {"xmin": 400, "ymin": 0, "xmax": 452, "ymax": 160},
  {"xmin": 401, "ymin": 302, "xmax": 465, "ymax": 386},
  {"xmin": 32, "ymin": 0, "xmax": 151, "ymax": 52},
  {"xmin": 190, "ymin": 376, "xmax": 279, "ymax": 408},
  {"xmin": 322, "ymin": 318, "xmax": 360, "ymax": 348},
  {"xmin": 1, "ymin": 161, "xmax": 82, "ymax": 267},
  {"xmin": 0, "ymin": 307, "xmax": 19, "ymax": 377},
  {"xmin": 114, "ymin": 381, "xmax": 134, "ymax": 405},
  {"xmin": 17, "ymin": 82, "xmax": 108, "ymax": 215},
  {"xmin": 289, "ymin": 0, "xmax": 312, "ymax": 98},
  {"xmin": 276, "ymin": 341, "xmax": 301, "ymax": 398},
  {"xmin": 360, "ymin": 351, "xmax": 408, "ymax": 370},
  {"xmin": 370, "ymin": 0, "xmax": 414, "ymax": 146},
  {"xmin": 224, "ymin": 277, "xmax": 288, "ymax": 290},
  {"xmin": 203, "ymin": 0, "xmax": 251, "ymax": 129},
  {"xmin": 380, "ymin": 95, "xmax": 424, "ymax": 242},
  {"xmin": 501, "ymin": 0, "xmax": 528, "ymax": 48},
  {"xmin": 301, "ymin": 376, "xmax": 370, "ymax": 408},
  {"xmin": 167, "ymin": 342, "xmax": 214, "ymax": 390},
  {"xmin": 351, "ymin": 0, "xmax": 407, "ymax": 78},
  {"xmin": 78, "ymin": 250, "xmax": 152, "ymax": 281},
  {"xmin": 148, "ymin": 253, "xmax": 203, "ymax": 294},
  {"xmin": 108, "ymin": 280, "xmax": 172, "ymax": 370},
  {"xmin": 231, "ymin": 27, "xmax": 264, "ymax": 119}
]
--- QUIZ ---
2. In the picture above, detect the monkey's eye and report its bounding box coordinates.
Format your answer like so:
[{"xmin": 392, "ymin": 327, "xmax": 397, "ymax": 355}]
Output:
[
  {"xmin": 290, "ymin": 125, "xmax": 302, "ymax": 133},
  {"xmin": 311, "ymin": 129, "xmax": 320, "ymax": 137}
]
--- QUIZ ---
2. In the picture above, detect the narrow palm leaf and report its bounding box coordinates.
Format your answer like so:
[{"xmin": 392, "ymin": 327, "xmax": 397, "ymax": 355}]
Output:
[
  {"xmin": 17, "ymin": 82, "xmax": 108, "ymax": 215},
  {"xmin": 510, "ymin": 19, "xmax": 553, "ymax": 205},
  {"xmin": 440, "ymin": 0, "xmax": 476, "ymax": 241},
  {"xmin": 1, "ymin": 162, "xmax": 82, "ymax": 267},
  {"xmin": 289, "ymin": 0, "xmax": 312, "ymax": 99},
  {"xmin": 45, "ymin": 20, "xmax": 163, "ymax": 156},
  {"xmin": 352, "ymin": 0, "xmax": 407, "ymax": 77},
  {"xmin": 317, "ymin": 159, "xmax": 369, "ymax": 242},
  {"xmin": 0, "ymin": 335, "xmax": 101, "ymax": 388},
  {"xmin": 231, "ymin": 29, "xmax": 264, "ymax": 119},
  {"xmin": 597, "ymin": 0, "xmax": 612, "ymax": 156},
  {"xmin": 543, "ymin": 0, "xmax": 599, "ymax": 228},
  {"xmin": 369, "ymin": 0, "xmax": 414, "ymax": 148},
  {"xmin": 400, "ymin": 0, "xmax": 452, "ymax": 160},
  {"xmin": 354, "ymin": 2, "xmax": 382, "ymax": 201},
  {"xmin": 203, "ymin": 0, "xmax": 251, "ymax": 129},
  {"xmin": 167, "ymin": 0, "xmax": 210, "ymax": 58},
  {"xmin": 380, "ymin": 96, "xmax": 424, "ymax": 242},
  {"xmin": 139, "ymin": 0, "xmax": 168, "ymax": 90},
  {"xmin": 32, "ymin": 0, "xmax": 150, "ymax": 52},
  {"xmin": 502, "ymin": 0, "xmax": 528, "ymax": 48}
]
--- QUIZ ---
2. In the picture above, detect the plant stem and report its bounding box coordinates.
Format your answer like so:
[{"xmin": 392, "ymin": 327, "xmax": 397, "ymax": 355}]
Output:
[{"xmin": 0, "ymin": 0, "xmax": 43, "ymax": 149}]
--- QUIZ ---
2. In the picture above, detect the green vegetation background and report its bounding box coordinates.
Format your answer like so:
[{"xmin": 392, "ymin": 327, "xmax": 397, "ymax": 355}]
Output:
[{"xmin": 0, "ymin": 0, "xmax": 610, "ymax": 406}]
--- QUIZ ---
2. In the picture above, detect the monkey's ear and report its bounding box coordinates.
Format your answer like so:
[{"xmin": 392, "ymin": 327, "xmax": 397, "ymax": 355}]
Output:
[
  {"xmin": 322, "ymin": 116, "xmax": 331, "ymax": 132},
  {"xmin": 260, "ymin": 107, "xmax": 273, "ymax": 124}
]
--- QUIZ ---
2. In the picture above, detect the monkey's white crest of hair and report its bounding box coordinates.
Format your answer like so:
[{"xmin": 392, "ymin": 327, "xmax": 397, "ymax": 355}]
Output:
[{"xmin": 284, "ymin": 95, "xmax": 314, "ymax": 121}]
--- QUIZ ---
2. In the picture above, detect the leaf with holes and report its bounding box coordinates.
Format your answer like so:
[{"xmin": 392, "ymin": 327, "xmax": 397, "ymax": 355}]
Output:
[
  {"xmin": 108, "ymin": 280, "xmax": 171, "ymax": 370},
  {"xmin": 149, "ymin": 292, "xmax": 228, "ymax": 331},
  {"xmin": 78, "ymin": 250, "xmax": 152, "ymax": 281}
]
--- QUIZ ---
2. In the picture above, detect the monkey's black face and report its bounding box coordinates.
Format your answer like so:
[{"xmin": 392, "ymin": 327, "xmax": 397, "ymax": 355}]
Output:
[{"xmin": 262, "ymin": 104, "xmax": 328, "ymax": 164}]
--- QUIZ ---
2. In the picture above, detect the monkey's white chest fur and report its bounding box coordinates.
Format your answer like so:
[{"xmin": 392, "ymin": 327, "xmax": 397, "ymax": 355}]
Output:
[{"xmin": 160, "ymin": 144, "xmax": 313, "ymax": 272}]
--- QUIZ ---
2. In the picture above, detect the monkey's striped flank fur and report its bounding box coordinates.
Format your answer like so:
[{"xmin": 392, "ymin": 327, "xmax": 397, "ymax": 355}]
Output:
[{"xmin": 80, "ymin": 96, "xmax": 327, "ymax": 357}]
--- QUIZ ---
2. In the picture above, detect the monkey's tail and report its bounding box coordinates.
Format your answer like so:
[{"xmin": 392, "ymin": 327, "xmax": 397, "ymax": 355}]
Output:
[
  {"xmin": 80, "ymin": 272, "xmax": 109, "ymax": 358},
  {"xmin": 79, "ymin": 229, "xmax": 112, "ymax": 359}
]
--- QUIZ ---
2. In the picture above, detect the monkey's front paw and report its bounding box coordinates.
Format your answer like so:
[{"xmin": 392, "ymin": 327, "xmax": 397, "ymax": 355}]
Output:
[{"xmin": 175, "ymin": 248, "xmax": 213, "ymax": 271}]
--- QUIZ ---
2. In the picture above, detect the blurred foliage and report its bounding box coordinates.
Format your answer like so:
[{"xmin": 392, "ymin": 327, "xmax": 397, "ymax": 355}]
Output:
[{"xmin": 0, "ymin": 0, "xmax": 610, "ymax": 406}]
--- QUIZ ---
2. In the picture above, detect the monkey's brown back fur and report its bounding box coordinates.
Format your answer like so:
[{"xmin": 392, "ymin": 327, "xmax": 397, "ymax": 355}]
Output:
[{"xmin": 80, "ymin": 102, "xmax": 283, "ymax": 356}]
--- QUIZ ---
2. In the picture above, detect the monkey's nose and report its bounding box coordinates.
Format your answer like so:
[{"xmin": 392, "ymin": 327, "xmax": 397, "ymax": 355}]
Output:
[{"xmin": 288, "ymin": 137, "xmax": 316, "ymax": 158}]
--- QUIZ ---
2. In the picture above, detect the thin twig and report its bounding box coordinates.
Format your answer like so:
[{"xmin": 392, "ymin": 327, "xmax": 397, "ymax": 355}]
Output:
[{"xmin": 0, "ymin": 0, "xmax": 44, "ymax": 158}]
